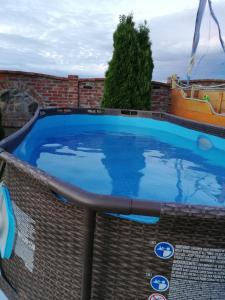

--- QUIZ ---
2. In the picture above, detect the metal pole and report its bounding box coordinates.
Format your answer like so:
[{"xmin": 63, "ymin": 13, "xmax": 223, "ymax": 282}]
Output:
[{"xmin": 81, "ymin": 209, "xmax": 96, "ymax": 300}]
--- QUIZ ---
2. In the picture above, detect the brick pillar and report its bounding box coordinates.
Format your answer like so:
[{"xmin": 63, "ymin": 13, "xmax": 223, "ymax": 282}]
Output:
[{"xmin": 68, "ymin": 75, "xmax": 79, "ymax": 107}]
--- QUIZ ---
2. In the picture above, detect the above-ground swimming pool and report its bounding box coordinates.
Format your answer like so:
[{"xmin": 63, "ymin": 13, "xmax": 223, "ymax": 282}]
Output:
[
  {"xmin": 14, "ymin": 114, "xmax": 225, "ymax": 208},
  {"xmin": 1, "ymin": 108, "xmax": 225, "ymax": 300}
]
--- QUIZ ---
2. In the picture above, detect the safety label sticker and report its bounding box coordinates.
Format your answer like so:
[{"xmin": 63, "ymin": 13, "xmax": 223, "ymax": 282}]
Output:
[
  {"xmin": 154, "ymin": 242, "xmax": 174, "ymax": 259},
  {"xmin": 150, "ymin": 275, "xmax": 169, "ymax": 292},
  {"xmin": 13, "ymin": 202, "xmax": 35, "ymax": 272},
  {"xmin": 148, "ymin": 293, "xmax": 167, "ymax": 300}
]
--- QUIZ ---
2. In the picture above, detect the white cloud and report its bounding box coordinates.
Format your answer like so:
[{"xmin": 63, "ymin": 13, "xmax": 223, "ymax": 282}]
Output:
[{"xmin": 0, "ymin": 0, "xmax": 224, "ymax": 80}]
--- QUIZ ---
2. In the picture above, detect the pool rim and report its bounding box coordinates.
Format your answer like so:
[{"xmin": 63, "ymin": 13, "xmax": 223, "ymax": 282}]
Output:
[{"xmin": 1, "ymin": 107, "xmax": 225, "ymax": 218}]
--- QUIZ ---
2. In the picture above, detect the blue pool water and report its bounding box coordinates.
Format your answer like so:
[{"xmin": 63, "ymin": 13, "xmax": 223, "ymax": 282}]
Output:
[{"xmin": 13, "ymin": 114, "xmax": 225, "ymax": 221}]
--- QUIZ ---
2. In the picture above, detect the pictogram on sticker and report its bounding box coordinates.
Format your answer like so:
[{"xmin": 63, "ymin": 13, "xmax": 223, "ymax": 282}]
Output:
[{"xmin": 148, "ymin": 293, "xmax": 167, "ymax": 300}]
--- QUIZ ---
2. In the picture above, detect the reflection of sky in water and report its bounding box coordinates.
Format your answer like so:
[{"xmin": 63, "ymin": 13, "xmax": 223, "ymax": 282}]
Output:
[{"xmin": 13, "ymin": 117, "xmax": 225, "ymax": 208}]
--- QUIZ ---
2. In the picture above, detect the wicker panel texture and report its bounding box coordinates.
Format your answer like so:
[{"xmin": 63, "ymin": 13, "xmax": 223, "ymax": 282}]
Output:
[
  {"xmin": 0, "ymin": 163, "xmax": 85, "ymax": 300},
  {"xmin": 91, "ymin": 210, "xmax": 225, "ymax": 300}
]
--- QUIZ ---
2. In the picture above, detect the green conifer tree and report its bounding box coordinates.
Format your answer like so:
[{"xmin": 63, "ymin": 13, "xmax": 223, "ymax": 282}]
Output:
[
  {"xmin": 102, "ymin": 14, "xmax": 154, "ymax": 110},
  {"xmin": 137, "ymin": 21, "xmax": 154, "ymax": 110},
  {"xmin": 102, "ymin": 14, "xmax": 140, "ymax": 109}
]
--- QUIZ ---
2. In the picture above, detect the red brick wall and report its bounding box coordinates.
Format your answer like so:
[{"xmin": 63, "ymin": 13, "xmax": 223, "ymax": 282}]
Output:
[
  {"xmin": 0, "ymin": 70, "xmax": 170, "ymax": 127},
  {"xmin": 151, "ymin": 81, "xmax": 170, "ymax": 112},
  {"xmin": 78, "ymin": 78, "xmax": 104, "ymax": 108},
  {"xmin": 78, "ymin": 78, "xmax": 170, "ymax": 111},
  {"xmin": 1, "ymin": 70, "xmax": 224, "ymax": 130},
  {"xmin": 0, "ymin": 71, "xmax": 79, "ymax": 108},
  {"xmin": 0, "ymin": 70, "xmax": 170, "ymax": 111},
  {"xmin": 189, "ymin": 79, "xmax": 225, "ymax": 86},
  {"xmin": 78, "ymin": 78, "xmax": 225, "ymax": 111}
]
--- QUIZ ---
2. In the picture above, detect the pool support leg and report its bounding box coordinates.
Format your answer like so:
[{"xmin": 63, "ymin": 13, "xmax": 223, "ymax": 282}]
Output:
[{"xmin": 81, "ymin": 209, "xmax": 96, "ymax": 300}]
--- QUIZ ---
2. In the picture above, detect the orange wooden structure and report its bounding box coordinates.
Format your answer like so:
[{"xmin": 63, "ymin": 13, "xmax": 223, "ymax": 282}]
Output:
[{"xmin": 170, "ymin": 86, "xmax": 225, "ymax": 127}]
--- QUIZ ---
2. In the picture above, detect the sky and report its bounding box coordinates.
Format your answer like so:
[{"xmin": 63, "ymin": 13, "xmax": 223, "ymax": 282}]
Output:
[{"xmin": 0, "ymin": 0, "xmax": 225, "ymax": 81}]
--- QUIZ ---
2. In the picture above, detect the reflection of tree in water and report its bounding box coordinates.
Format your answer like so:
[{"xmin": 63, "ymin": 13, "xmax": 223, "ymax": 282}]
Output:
[
  {"xmin": 101, "ymin": 132, "xmax": 145, "ymax": 198},
  {"xmin": 24, "ymin": 128, "xmax": 225, "ymax": 204},
  {"xmin": 101, "ymin": 131, "xmax": 225, "ymax": 204}
]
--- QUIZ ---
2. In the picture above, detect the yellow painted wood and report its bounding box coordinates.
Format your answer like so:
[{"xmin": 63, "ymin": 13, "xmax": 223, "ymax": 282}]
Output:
[{"xmin": 170, "ymin": 89, "xmax": 225, "ymax": 127}]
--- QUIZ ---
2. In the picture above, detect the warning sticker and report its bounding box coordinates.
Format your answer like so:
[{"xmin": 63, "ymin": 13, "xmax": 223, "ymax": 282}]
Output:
[
  {"xmin": 148, "ymin": 293, "xmax": 167, "ymax": 300},
  {"xmin": 13, "ymin": 203, "xmax": 35, "ymax": 272},
  {"xmin": 168, "ymin": 244, "xmax": 225, "ymax": 299},
  {"xmin": 150, "ymin": 275, "xmax": 169, "ymax": 292},
  {"xmin": 154, "ymin": 242, "xmax": 174, "ymax": 260},
  {"xmin": 171, "ymin": 245, "xmax": 225, "ymax": 282}
]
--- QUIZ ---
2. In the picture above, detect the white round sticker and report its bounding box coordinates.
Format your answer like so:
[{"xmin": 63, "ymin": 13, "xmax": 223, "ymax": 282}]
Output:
[{"xmin": 148, "ymin": 293, "xmax": 167, "ymax": 300}]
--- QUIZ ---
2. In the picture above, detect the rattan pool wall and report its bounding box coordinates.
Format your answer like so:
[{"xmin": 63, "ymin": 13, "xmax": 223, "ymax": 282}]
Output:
[
  {"xmin": 0, "ymin": 161, "xmax": 85, "ymax": 299},
  {"xmin": 91, "ymin": 208, "xmax": 225, "ymax": 300},
  {"xmin": 1, "ymin": 108, "xmax": 225, "ymax": 300}
]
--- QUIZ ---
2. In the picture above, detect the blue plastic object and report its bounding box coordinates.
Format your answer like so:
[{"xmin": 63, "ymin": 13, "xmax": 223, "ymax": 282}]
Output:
[
  {"xmin": 0, "ymin": 184, "xmax": 15, "ymax": 259},
  {"xmin": 109, "ymin": 213, "xmax": 160, "ymax": 224}
]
